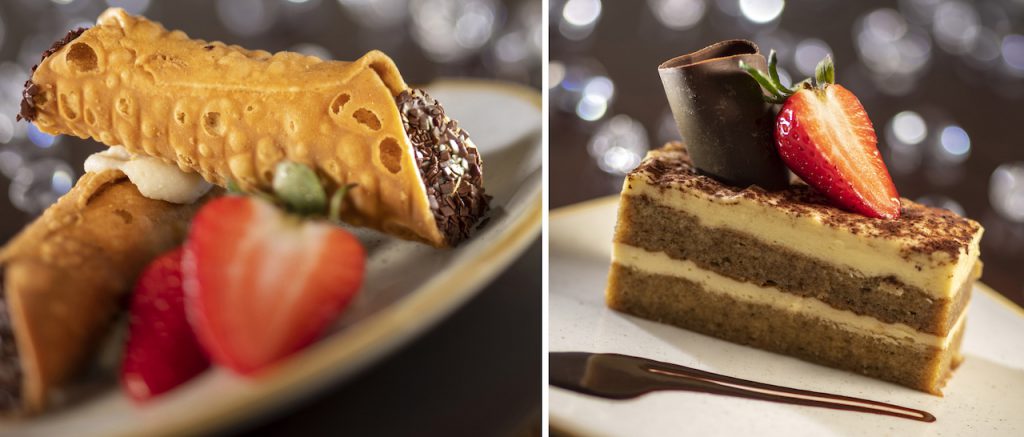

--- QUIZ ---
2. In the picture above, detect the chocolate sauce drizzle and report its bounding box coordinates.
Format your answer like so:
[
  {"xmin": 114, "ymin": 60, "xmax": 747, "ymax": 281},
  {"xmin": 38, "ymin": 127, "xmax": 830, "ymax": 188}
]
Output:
[
  {"xmin": 397, "ymin": 89, "xmax": 490, "ymax": 246},
  {"xmin": 0, "ymin": 269, "xmax": 21, "ymax": 412},
  {"xmin": 18, "ymin": 27, "xmax": 89, "ymax": 122},
  {"xmin": 550, "ymin": 352, "xmax": 936, "ymax": 423}
]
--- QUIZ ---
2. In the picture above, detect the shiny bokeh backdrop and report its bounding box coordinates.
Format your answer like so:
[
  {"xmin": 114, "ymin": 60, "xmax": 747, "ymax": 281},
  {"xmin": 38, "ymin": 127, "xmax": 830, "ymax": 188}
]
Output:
[
  {"xmin": 550, "ymin": 0, "xmax": 1024, "ymax": 304},
  {"xmin": 0, "ymin": 0, "xmax": 540, "ymax": 235},
  {"xmin": 0, "ymin": 2, "xmax": 541, "ymax": 432}
]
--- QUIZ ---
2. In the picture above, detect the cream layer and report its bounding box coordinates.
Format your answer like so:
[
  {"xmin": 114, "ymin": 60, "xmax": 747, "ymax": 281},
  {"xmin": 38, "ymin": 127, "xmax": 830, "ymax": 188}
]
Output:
[
  {"xmin": 612, "ymin": 243, "xmax": 967, "ymax": 349},
  {"xmin": 622, "ymin": 180, "xmax": 982, "ymax": 299}
]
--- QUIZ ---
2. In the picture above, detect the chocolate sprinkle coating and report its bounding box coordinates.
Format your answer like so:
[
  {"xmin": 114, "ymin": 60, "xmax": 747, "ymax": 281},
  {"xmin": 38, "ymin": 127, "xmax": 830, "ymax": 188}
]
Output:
[
  {"xmin": 397, "ymin": 89, "xmax": 490, "ymax": 246},
  {"xmin": 0, "ymin": 269, "xmax": 22, "ymax": 412},
  {"xmin": 18, "ymin": 27, "xmax": 88, "ymax": 122},
  {"xmin": 634, "ymin": 142, "xmax": 982, "ymax": 261}
]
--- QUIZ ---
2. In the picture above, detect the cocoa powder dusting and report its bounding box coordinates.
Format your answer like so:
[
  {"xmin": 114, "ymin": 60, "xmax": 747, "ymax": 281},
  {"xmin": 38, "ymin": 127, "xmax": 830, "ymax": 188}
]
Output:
[{"xmin": 631, "ymin": 142, "xmax": 982, "ymax": 261}]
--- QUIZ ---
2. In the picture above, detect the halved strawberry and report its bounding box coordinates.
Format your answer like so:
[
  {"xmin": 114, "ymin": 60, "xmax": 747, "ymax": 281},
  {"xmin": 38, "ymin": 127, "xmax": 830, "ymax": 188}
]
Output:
[
  {"xmin": 742, "ymin": 52, "xmax": 901, "ymax": 219},
  {"xmin": 121, "ymin": 247, "xmax": 209, "ymax": 402},
  {"xmin": 183, "ymin": 196, "xmax": 365, "ymax": 375}
]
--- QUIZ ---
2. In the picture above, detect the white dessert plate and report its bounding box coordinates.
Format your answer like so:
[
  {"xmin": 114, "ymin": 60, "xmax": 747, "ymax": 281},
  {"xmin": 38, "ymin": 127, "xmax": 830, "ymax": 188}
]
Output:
[
  {"xmin": 550, "ymin": 196, "xmax": 1024, "ymax": 437},
  {"xmin": 1, "ymin": 79, "xmax": 541, "ymax": 436}
]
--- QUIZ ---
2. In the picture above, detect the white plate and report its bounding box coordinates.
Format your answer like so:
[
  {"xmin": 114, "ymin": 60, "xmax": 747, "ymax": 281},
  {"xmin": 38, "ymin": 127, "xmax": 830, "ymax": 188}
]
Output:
[
  {"xmin": 2, "ymin": 79, "xmax": 541, "ymax": 437},
  {"xmin": 550, "ymin": 196, "xmax": 1024, "ymax": 437}
]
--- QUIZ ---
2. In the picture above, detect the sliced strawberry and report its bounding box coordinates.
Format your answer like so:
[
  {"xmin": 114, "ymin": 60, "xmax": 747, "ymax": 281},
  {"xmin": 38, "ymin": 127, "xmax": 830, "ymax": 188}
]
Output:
[
  {"xmin": 121, "ymin": 247, "xmax": 209, "ymax": 402},
  {"xmin": 776, "ymin": 84, "xmax": 900, "ymax": 218},
  {"xmin": 183, "ymin": 196, "xmax": 365, "ymax": 375},
  {"xmin": 742, "ymin": 53, "xmax": 901, "ymax": 219}
]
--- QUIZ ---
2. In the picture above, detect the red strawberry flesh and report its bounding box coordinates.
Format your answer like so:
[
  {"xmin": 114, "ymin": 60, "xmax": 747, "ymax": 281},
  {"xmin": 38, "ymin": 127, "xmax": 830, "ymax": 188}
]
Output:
[
  {"xmin": 121, "ymin": 247, "xmax": 209, "ymax": 403},
  {"xmin": 183, "ymin": 197, "xmax": 365, "ymax": 375},
  {"xmin": 775, "ymin": 84, "xmax": 901, "ymax": 219}
]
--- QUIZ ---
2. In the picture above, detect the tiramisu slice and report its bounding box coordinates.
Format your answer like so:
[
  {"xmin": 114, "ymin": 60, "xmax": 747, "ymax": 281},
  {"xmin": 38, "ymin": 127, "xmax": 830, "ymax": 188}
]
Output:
[{"xmin": 607, "ymin": 143, "xmax": 983, "ymax": 394}]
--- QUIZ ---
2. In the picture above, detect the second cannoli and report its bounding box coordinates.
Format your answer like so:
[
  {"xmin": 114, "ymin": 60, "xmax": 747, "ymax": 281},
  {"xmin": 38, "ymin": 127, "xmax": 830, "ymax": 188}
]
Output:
[{"xmin": 0, "ymin": 170, "xmax": 217, "ymax": 414}]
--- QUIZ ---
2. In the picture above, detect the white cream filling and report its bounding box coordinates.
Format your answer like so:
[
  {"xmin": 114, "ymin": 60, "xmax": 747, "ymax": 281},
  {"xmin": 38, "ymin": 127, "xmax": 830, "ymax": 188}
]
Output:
[
  {"xmin": 613, "ymin": 243, "xmax": 967, "ymax": 349},
  {"xmin": 85, "ymin": 146, "xmax": 212, "ymax": 204},
  {"xmin": 623, "ymin": 180, "xmax": 982, "ymax": 299}
]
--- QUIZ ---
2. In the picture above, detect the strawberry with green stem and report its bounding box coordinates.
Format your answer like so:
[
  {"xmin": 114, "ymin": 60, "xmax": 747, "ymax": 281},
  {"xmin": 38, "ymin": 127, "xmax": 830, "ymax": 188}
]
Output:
[
  {"xmin": 121, "ymin": 161, "xmax": 366, "ymax": 401},
  {"xmin": 187, "ymin": 162, "xmax": 366, "ymax": 376},
  {"xmin": 741, "ymin": 51, "xmax": 902, "ymax": 219}
]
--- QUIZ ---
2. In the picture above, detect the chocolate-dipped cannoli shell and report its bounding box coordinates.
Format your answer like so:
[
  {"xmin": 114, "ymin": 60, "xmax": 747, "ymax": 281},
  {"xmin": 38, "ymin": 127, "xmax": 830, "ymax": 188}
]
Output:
[
  {"xmin": 659, "ymin": 40, "xmax": 788, "ymax": 190},
  {"xmin": 24, "ymin": 8, "xmax": 488, "ymax": 248}
]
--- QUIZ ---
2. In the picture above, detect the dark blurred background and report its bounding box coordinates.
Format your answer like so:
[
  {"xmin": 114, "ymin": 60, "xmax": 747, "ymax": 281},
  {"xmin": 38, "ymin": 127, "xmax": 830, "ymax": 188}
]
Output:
[
  {"xmin": 0, "ymin": 0, "xmax": 541, "ymax": 435},
  {"xmin": 550, "ymin": 0, "xmax": 1024, "ymax": 306}
]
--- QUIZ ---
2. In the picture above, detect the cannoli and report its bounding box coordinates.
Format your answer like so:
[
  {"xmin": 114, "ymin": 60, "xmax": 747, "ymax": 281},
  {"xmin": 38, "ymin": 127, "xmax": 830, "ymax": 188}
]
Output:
[
  {"xmin": 21, "ymin": 8, "xmax": 489, "ymax": 247},
  {"xmin": 0, "ymin": 170, "xmax": 217, "ymax": 414}
]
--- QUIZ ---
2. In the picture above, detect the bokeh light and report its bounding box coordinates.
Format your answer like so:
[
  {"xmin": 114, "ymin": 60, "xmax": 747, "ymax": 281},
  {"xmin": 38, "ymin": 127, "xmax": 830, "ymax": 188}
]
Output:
[
  {"xmin": 937, "ymin": 125, "xmax": 970, "ymax": 164},
  {"xmin": 9, "ymin": 159, "xmax": 75, "ymax": 215},
  {"xmin": 932, "ymin": 1, "xmax": 980, "ymax": 55},
  {"xmin": 412, "ymin": 0, "xmax": 498, "ymax": 62},
  {"xmin": 588, "ymin": 114, "xmax": 649, "ymax": 175},
  {"xmin": 559, "ymin": 0, "xmax": 602, "ymax": 41},
  {"xmin": 855, "ymin": 8, "xmax": 931, "ymax": 82},
  {"xmin": 891, "ymin": 111, "xmax": 927, "ymax": 145},
  {"xmin": 26, "ymin": 124, "xmax": 58, "ymax": 149},
  {"xmin": 576, "ymin": 94, "xmax": 607, "ymax": 122},
  {"xmin": 1001, "ymin": 34, "xmax": 1024, "ymax": 73},
  {"xmin": 990, "ymin": 163, "xmax": 1024, "ymax": 222},
  {"xmin": 794, "ymin": 38, "xmax": 832, "ymax": 76},
  {"xmin": 648, "ymin": 0, "xmax": 706, "ymax": 31},
  {"xmin": 336, "ymin": 0, "xmax": 409, "ymax": 28},
  {"xmin": 577, "ymin": 75, "xmax": 614, "ymax": 121},
  {"xmin": 215, "ymin": 0, "xmax": 280, "ymax": 37},
  {"xmin": 0, "ymin": 146, "xmax": 26, "ymax": 179},
  {"xmin": 0, "ymin": 116, "xmax": 13, "ymax": 144},
  {"xmin": 549, "ymin": 61, "xmax": 566, "ymax": 89},
  {"xmin": 738, "ymin": 0, "xmax": 783, "ymax": 24},
  {"xmin": 550, "ymin": 58, "xmax": 614, "ymax": 122},
  {"xmin": 885, "ymin": 110, "xmax": 927, "ymax": 175}
]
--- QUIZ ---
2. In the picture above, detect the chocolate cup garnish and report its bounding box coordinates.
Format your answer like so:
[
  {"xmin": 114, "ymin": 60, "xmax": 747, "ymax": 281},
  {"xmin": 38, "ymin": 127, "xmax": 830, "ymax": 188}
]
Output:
[{"xmin": 659, "ymin": 40, "xmax": 789, "ymax": 190}]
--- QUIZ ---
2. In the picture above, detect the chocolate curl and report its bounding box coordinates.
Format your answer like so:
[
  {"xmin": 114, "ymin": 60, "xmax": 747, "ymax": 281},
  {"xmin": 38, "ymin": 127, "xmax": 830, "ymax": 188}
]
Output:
[{"xmin": 659, "ymin": 40, "xmax": 789, "ymax": 190}]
